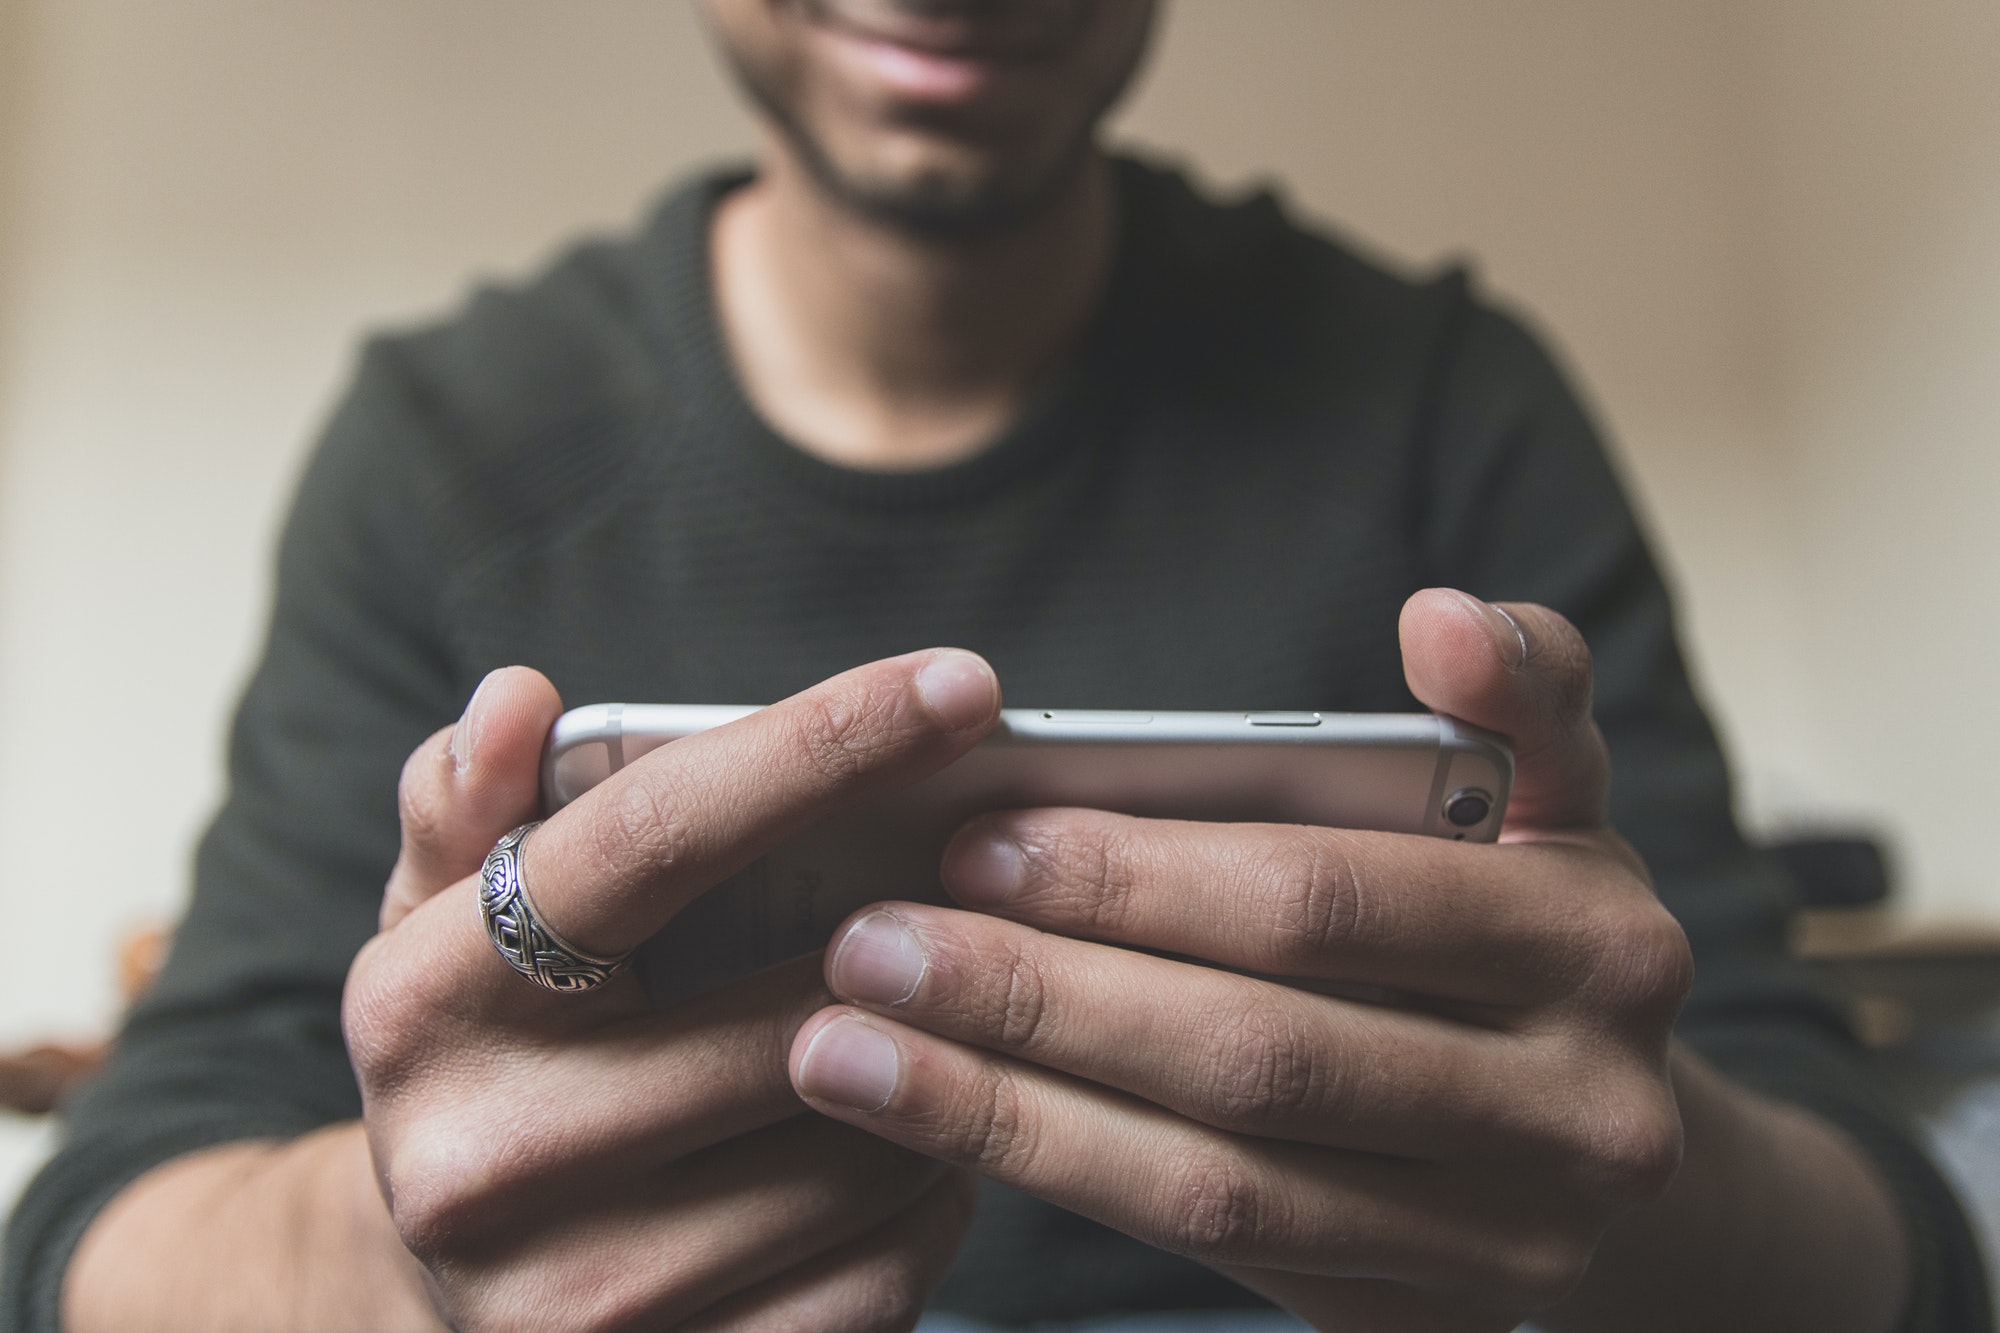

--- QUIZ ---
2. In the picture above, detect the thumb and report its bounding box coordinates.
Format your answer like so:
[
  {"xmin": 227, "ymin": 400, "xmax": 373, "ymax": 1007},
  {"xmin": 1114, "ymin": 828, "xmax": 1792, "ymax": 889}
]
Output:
[
  {"xmin": 381, "ymin": 666, "xmax": 563, "ymax": 930},
  {"xmin": 1399, "ymin": 588, "xmax": 1610, "ymax": 834}
]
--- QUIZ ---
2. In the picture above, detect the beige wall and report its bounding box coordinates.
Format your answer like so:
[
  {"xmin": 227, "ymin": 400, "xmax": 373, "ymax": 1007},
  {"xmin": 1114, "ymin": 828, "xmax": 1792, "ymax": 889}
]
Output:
[
  {"xmin": 1744, "ymin": 0, "xmax": 2000, "ymax": 919},
  {"xmin": 0, "ymin": 1, "xmax": 757, "ymax": 1048},
  {"xmin": 1, "ymin": 0, "xmax": 1996, "ymax": 1063}
]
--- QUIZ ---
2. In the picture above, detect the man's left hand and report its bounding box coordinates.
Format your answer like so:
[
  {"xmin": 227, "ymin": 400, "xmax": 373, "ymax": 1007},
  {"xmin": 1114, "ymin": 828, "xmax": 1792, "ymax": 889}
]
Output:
[{"xmin": 788, "ymin": 588, "xmax": 1694, "ymax": 1332}]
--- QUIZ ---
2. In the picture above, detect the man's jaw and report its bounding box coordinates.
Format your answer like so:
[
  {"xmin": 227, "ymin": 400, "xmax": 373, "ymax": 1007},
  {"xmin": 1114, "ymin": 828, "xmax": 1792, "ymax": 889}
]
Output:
[{"xmin": 730, "ymin": 0, "xmax": 1127, "ymax": 238}]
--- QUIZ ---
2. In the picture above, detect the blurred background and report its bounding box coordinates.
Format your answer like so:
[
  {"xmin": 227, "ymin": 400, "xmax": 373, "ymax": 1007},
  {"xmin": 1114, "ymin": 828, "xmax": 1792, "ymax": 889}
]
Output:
[{"xmin": 1, "ymin": 0, "xmax": 1996, "ymax": 1236}]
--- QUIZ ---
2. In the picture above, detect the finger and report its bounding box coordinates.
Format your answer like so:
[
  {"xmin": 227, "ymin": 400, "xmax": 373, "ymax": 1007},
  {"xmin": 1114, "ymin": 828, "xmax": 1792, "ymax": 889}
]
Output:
[
  {"xmin": 677, "ymin": 1168, "xmax": 978, "ymax": 1333},
  {"xmin": 1398, "ymin": 589, "xmax": 1609, "ymax": 834},
  {"xmin": 518, "ymin": 648, "xmax": 999, "ymax": 962},
  {"xmin": 417, "ymin": 1113, "xmax": 950, "ymax": 1332},
  {"xmin": 823, "ymin": 903, "xmax": 1618, "ymax": 1161},
  {"xmin": 382, "ymin": 667, "xmax": 563, "ymax": 930},
  {"xmin": 789, "ymin": 1011, "xmax": 1598, "ymax": 1312},
  {"xmin": 941, "ymin": 808, "xmax": 1652, "ymax": 1004}
]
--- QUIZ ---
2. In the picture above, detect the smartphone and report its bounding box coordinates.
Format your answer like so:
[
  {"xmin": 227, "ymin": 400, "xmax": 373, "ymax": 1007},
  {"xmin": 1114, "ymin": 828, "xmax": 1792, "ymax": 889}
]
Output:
[{"xmin": 543, "ymin": 706, "xmax": 1512, "ymax": 1005}]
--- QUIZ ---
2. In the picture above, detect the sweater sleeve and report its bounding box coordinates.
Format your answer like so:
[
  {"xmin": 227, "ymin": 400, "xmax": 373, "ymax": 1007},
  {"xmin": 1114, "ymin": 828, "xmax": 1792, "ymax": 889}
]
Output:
[
  {"xmin": 1415, "ymin": 292, "xmax": 1991, "ymax": 1332},
  {"xmin": 0, "ymin": 340, "xmax": 470, "ymax": 1333}
]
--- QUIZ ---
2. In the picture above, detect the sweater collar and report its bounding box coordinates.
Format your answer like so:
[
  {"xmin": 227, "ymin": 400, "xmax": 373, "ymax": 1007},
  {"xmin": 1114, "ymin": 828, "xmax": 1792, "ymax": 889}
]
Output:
[{"xmin": 637, "ymin": 161, "xmax": 1151, "ymax": 513}]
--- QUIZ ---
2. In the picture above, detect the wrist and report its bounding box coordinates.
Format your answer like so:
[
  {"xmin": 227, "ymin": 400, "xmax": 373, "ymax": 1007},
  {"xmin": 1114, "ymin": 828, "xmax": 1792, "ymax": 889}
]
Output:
[
  {"xmin": 63, "ymin": 1122, "xmax": 441, "ymax": 1333},
  {"xmin": 1546, "ymin": 1046, "xmax": 1911, "ymax": 1333}
]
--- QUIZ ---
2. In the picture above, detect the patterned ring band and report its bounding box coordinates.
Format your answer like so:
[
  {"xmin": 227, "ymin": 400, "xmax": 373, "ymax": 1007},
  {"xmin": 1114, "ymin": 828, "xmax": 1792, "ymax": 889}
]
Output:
[{"xmin": 477, "ymin": 822, "xmax": 631, "ymax": 993}]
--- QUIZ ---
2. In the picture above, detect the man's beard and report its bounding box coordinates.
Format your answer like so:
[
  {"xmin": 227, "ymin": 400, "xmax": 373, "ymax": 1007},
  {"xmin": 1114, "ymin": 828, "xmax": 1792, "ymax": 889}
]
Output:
[
  {"xmin": 711, "ymin": 0, "xmax": 1149, "ymax": 239},
  {"xmin": 725, "ymin": 70, "xmax": 1103, "ymax": 239},
  {"xmin": 778, "ymin": 111, "xmax": 1099, "ymax": 239}
]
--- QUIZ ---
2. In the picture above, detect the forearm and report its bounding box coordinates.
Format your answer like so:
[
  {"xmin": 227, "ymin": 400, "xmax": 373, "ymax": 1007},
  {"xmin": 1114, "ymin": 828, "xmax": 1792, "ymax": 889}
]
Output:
[
  {"xmin": 62, "ymin": 1121, "xmax": 442, "ymax": 1333},
  {"xmin": 1547, "ymin": 1045, "xmax": 1911, "ymax": 1333}
]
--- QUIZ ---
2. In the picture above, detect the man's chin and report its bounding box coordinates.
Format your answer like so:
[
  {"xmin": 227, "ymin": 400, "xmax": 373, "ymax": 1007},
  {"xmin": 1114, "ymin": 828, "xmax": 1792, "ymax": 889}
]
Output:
[
  {"xmin": 828, "ymin": 172, "xmax": 1045, "ymax": 237},
  {"xmin": 793, "ymin": 136, "xmax": 1098, "ymax": 238}
]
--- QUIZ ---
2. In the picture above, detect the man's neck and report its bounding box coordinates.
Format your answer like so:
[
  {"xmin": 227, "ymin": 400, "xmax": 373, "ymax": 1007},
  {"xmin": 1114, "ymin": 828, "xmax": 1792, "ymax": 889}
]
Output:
[{"xmin": 711, "ymin": 139, "xmax": 1118, "ymax": 471}]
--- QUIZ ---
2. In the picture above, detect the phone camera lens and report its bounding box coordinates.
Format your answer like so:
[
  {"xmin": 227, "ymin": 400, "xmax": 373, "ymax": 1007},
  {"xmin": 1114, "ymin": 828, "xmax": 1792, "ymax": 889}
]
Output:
[{"xmin": 1444, "ymin": 789, "xmax": 1492, "ymax": 828}]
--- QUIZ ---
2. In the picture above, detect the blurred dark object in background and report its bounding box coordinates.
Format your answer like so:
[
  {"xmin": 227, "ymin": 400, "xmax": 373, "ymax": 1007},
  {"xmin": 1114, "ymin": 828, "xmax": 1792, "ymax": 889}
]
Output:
[
  {"xmin": 1781, "ymin": 830, "xmax": 2000, "ymax": 1053},
  {"xmin": 0, "ymin": 925, "xmax": 168, "ymax": 1116},
  {"xmin": 0, "ymin": 1045, "xmax": 106, "ymax": 1116},
  {"xmin": 1770, "ymin": 834, "xmax": 1894, "ymax": 909}
]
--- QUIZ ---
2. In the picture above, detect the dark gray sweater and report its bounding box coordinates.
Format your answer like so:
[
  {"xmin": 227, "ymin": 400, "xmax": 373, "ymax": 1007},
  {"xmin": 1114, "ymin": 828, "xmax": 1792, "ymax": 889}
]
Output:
[{"xmin": 4, "ymin": 160, "xmax": 1985, "ymax": 1330}]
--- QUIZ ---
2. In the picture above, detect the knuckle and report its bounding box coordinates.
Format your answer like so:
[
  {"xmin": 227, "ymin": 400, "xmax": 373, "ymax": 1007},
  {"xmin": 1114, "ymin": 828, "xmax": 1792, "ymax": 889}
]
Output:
[
  {"xmin": 386, "ymin": 1145, "xmax": 507, "ymax": 1264},
  {"xmin": 339, "ymin": 983, "xmax": 398, "ymax": 1085},
  {"xmin": 1163, "ymin": 1149, "xmax": 1271, "ymax": 1262},
  {"xmin": 596, "ymin": 768, "xmax": 700, "ymax": 879},
  {"xmin": 341, "ymin": 940, "xmax": 437, "ymax": 1087},
  {"xmin": 1492, "ymin": 1232, "xmax": 1596, "ymax": 1311},
  {"xmin": 591, "ymin": 1271, "xmax": 699, "ymax": 1333},
  {"xmin": 934, "ymin": 1067, "xmax": 1036, "ymax": 1175},
  {"xmin": 833, "ymin": 1250, "xmax": 934, "ymax": 1333},
  {"xmin": 1265, "ymin": 835, "xmax": 1364, "ymax": 969},
  {"xmin": 793, "ymin": 687, "xmax": 900, "ymax": 786},
  {"xmin": 991, "ymin": 941, "xmax": 1052, "ymax": 1050},
  {"xmin": 1197, "ymin": 1001, "xmax": 1324, "ymax": 1127},
  {"xmin": 444, "ymin": 1265, "xmax": 659, "ymax": 1333},
  {"xmin": 397, "ymin": 755, "xmax": 449, "ymax": 851},
  {"xmin": 1571, "ymin": 1086, "xmax": 1684, "ymax": 1202},
  {"xmin": 427, "ymin": 1287, "xmax": 502, "ymax": 1333},
  {"xmin": 1046, "ymin": 820, "xmax": 1136, "ymax": 934},
  {"xmin": 1635, "ymin": 916, "xmax": 1696, "ymax": 1010},
  {"xmin": 1581, "ymin": 903, "xmax": 1693, "ymax": 1020}
]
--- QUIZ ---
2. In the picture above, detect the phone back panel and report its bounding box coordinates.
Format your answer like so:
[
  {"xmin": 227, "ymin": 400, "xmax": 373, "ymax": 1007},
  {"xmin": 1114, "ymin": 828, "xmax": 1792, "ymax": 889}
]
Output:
[{"xmin": 543, "ymin": 707, "xmax": 1511, "ymax": 1005}]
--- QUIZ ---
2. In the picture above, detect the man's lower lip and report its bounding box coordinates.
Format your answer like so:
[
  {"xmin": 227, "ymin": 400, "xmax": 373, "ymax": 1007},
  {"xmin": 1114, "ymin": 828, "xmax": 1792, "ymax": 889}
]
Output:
[{"xmin": 818, "ymin": 24, "xmax": 1014, "ymax": 102}]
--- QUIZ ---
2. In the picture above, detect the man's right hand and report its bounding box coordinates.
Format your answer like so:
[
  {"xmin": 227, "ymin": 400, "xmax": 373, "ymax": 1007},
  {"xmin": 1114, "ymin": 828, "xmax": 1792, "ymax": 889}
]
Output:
[{"xmin": 66, "ymin": 650, "xmax": 1000, "ymax": 1333}]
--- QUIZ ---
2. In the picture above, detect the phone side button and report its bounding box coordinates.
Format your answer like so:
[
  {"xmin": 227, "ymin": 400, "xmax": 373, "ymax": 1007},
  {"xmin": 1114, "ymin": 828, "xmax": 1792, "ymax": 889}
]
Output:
[{"xmin": 1246, "ymin": 712, "xmax": 1323, "ymax": 727}]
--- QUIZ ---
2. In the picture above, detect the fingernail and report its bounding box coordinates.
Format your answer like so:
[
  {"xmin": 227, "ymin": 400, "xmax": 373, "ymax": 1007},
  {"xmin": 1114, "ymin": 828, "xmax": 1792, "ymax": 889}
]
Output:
[
  {"xmin": 796, "ymin": 1016, "xmax": 901, "ymax": 1112},
  {"xmin": 830, "ymin": 912, "xmax": 928, "ymax": 1006},
  {"xmin": 942, "ymin": 828, "xmax": 1026, "ymax": 906},
  {"xmin": 1489, "ymin": 604, "xmax": 1530, "ymax": 668},
  {"xmin": 915, "ymin": 650, "xmax": 998, "ymax": 733},
  {"xmin": 450, "ymin": 671, "xmax": 498, "ymax": 777},
  {"xmin": 1454, "ymin": 591, "xmax": 1527, "ymax": 669}
]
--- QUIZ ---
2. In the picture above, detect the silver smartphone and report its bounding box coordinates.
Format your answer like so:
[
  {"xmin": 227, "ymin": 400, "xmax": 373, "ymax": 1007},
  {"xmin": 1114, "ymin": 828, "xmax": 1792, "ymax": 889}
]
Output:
[{"xmin": 543, "ymin": 706, "xmax": 1513, "ymax": 1005}]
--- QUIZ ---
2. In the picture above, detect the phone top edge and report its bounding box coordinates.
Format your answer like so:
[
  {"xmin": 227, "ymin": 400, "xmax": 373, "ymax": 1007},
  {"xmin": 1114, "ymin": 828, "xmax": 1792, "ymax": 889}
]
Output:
[
  {"xmin": 989, "ymin": 709, "xmax": 1446, "ymax": 745},
  {"xmin": 545, "ymin": 702, "xmax": 617, "ymax": 745},
  {"xmin": 614, "ymin": 703, "xmax": 763, "ymax": 735},
  {"xmin": 548, "ymin": 703, "xmax": 1456, "ymax": 748}
]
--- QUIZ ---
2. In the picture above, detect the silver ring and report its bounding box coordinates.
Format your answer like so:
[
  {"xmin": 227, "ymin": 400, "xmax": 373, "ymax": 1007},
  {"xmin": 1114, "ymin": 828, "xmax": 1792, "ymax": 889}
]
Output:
[{"xmin": 477, "ymin": 822, "xmax": 629, "ymax": 992}]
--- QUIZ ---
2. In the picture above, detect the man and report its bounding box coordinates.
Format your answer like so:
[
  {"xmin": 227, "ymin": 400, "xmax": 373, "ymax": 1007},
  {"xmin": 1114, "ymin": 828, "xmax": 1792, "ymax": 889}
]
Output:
[{"xmin": 6, "ymin": 1, "xmax": 1986, "ymax": 1329}]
